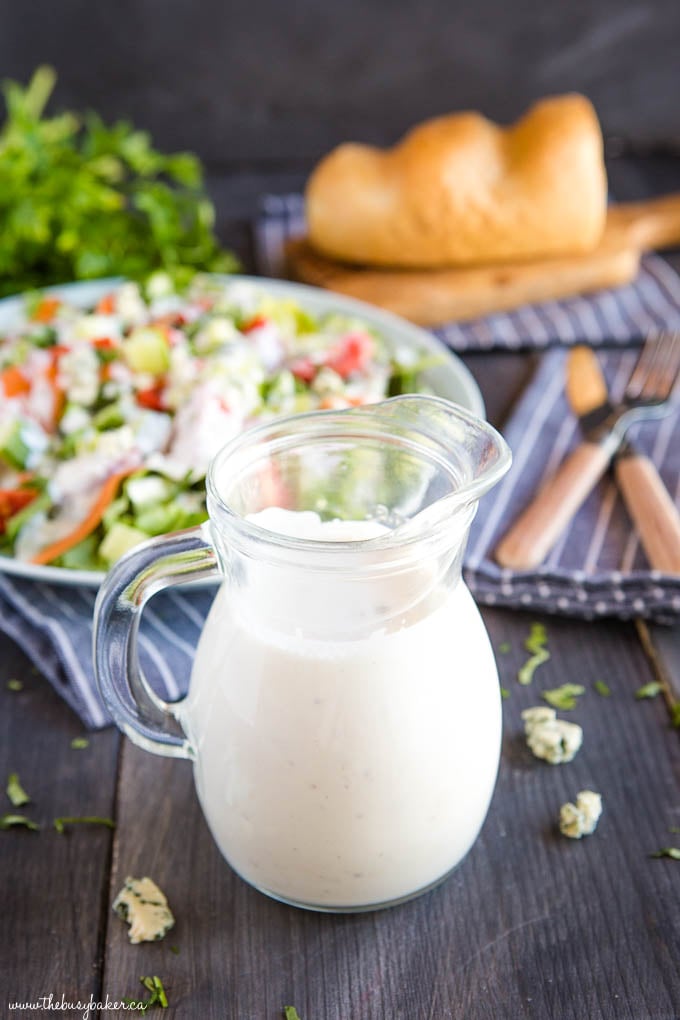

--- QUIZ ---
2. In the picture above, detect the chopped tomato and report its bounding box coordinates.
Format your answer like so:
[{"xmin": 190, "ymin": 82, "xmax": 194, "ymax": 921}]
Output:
[
  {"xmin": 136, "ymin": 384, "xmax": 166, "ymax": 411},
  {"xmin": 31, "ymin": 297, "xmax": 62, "ymax": 323},
  {"xmin": 325, "ymin": 332, "xmax": 374, "ymax": 379},
  {"xmin": 92, "ymin": 337, "xmax": 117, "ymax": 351},
  {"xmin": 290, "ymin": 357, "xmax": 316, "ymax": 383},
  {"xmin": 96, "ymin": 294, "xmax": 116, "ymax": 314},
  {"xmin": 0, "ymin": 365, "xmax": 31, "ymax": 398},
  {"xmin": 0, "ymin": 488, "xmax": 39, "ymax": 535},
  {"xmin": 241, "ymin": 315, "xmax": 269, "ymax": 334}
]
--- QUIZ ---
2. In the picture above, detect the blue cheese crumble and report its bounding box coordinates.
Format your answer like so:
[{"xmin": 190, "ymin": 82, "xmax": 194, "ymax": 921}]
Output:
[
  {"xmin": 559, "ymin": 790, "xmax": 603, "ymax": 838},
  {"xmin": 522, "ymin": 706, "xmax": 583, "ymax": 764},
  {"xmin": 113, "ymin": 876, "xmax": 175, "ymax": 944}
]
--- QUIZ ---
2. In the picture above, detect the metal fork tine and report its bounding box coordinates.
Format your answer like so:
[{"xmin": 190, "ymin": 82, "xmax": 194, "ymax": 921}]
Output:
[
  {"xmin": 640, "ymin": 332, "xmax": 680, "ymax": 401},
  {"xmin": 625, "ymin": 334, "xmax": 660, "ymax": 399},
  {"xmin": 626, "ymin": 332, "xmax": 680, "ymax": 402}
]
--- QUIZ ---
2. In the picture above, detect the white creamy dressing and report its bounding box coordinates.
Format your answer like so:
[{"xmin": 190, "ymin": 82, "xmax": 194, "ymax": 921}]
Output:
[{"xmin": 183, "ymin": 507, "xmax": 501, "ymax": 908}]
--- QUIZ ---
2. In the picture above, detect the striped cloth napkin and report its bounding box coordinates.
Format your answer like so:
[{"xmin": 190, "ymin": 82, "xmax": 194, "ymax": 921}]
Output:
[
  {"xmin": 0, "ymin": 576, "xmax": 213, "ymax": 729},
  {"xmin": 2, "ymin": 199, "xmax": 680, "ymax": 730},
  {"xmin": 464, "ymin": 347, "xmax": 680, "ymax": 622},
  {"xmin": 255, "ymin": 193, "xmax": 680, "ymax": 348}
]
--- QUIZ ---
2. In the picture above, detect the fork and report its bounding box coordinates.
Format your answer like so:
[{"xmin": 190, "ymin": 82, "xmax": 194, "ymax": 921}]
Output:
[{"xmin": 495, "ymin": 332, "xmax": 680, "ymax": 571}]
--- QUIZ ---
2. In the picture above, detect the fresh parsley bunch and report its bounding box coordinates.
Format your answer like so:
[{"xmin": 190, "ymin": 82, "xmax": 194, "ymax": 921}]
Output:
[{"xmin": 0, "ymin": 66, "xmax": 239, "ymax": 297}]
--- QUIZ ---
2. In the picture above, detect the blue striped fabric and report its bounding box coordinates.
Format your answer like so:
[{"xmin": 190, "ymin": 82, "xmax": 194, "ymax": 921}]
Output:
[
  {"xmin": 464, "ymin": 348, "xmax": 680, "ymax": 622},
  {"xmin": 0, "ymin": 576, "xmax": 214, "ymax": 729},
  {"xmin": 255, "ymin": 193, "xmax": 680, "ymax": 348},
  {"xmin": 1, "ymin": 198, "xmax": 679, "ymax": 730}
]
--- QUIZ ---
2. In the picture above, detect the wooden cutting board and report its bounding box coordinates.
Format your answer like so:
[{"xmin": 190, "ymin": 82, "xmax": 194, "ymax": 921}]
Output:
[{"xmin": 285, "ymin": 193, "xmax": 680, "ymax": 326}]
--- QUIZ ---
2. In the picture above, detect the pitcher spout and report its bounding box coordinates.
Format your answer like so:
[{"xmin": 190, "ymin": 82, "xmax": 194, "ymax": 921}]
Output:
[
  {"xmin": 207, "ymin": 392, "xmax": 511, "ymax": 559},
  {"xmin": 355, "ymin": 394, "xmax": 512, "ymax": 506}
]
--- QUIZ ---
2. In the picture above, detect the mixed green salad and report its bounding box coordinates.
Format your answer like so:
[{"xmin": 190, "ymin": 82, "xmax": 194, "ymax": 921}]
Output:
[{"xmin": 0, "ymin": 273, "xmax": 434, "ymax": 572}]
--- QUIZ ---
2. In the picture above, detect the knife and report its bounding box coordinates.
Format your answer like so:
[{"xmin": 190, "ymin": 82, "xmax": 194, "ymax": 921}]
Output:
[
  {"xmin": 495, "ymin": 347, "xmax": 680, "ymax": 571},
  {"xmin": 568, "ymin": 346, "xmax": 680, "ymax": 574}
]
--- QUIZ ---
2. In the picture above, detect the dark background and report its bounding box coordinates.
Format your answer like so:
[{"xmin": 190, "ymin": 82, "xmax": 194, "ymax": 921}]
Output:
[{"xmin": 2, "ymin": 0, "xmax": 679, "ymax": 260}]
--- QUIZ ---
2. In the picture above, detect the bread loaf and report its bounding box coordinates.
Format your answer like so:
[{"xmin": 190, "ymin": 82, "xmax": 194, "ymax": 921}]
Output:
[{"xmin": 305, "ymin": 94, "xmax": 607, "ymax": 269}]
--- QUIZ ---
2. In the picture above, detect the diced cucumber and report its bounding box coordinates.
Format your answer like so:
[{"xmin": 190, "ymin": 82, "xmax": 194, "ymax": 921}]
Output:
[
  {"xmin": 255, "ymin": 297, "xmax": 316, "ymax": 335},
  {"xmin": 102, "ymin": 494, "xmax": 130, "ymax": 530},
  {"xmin": 135, "ymin": 497, "xmax": 206, "ymax": 536},
  {"xmin": 193, "ymin": 317, "xmax": 239, "ymax": 353},
  {"xmin": 123, "ymin": 327, "xmax": 170, "ymax": 374},
  {"xmin": 99, "ymin": 522, "xmax": 150, "ymax": 563}
]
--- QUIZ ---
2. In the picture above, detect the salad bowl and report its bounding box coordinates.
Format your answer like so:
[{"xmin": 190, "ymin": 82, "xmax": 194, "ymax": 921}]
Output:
[{"xmin": 0, "ymin": 274, "xmax": 483, "ymax": 587}]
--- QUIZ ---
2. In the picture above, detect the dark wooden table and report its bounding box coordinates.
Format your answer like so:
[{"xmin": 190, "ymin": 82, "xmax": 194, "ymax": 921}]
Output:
[{"xmin": 2, "ymin": 166, "xmax": 680, "ymax": 1020}]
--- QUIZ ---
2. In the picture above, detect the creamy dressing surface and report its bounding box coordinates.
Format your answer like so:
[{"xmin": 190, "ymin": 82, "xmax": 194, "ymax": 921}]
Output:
[{"xmin": 183, "ymin": 508, "xmax": 501, "ymax": 909}]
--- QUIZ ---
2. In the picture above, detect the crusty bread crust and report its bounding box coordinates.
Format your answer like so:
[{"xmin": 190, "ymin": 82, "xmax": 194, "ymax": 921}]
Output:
[{"xmin": 305, "ymin": 94, "xmax": 607, "ymax": 268}]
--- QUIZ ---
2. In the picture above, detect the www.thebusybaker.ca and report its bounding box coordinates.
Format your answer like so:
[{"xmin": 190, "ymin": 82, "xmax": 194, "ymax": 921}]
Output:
[{"xmin": 8, "ymin": 993, "xmax": 144, "ymax": 1019}]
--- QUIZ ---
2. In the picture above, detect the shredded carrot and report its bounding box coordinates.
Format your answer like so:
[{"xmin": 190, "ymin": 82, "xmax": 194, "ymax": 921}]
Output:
[
  {"xmin": 30, "ymin": 470, "xmax": 133, "ymax": 566},
  {"xmin": 96, "ymin": 294, "xmax": 116, "ymax": 315},
  {"xmin": 1, "ymin": 365, "xmax": 31, "ymax": 397},
  {"xmin": 31, "ymin": 296, "xmax": 62, "ymax": 323},
  {"xmin": 44, "ymin": 358, "xmax": 66, "ymax": 425}
]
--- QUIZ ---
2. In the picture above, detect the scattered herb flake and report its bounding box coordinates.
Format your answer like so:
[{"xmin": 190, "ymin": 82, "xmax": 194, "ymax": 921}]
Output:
[
  {"xmin": 6, "ymin": 772, "xmax": 30, "ymax": 807},
  {"xmin": 498, "ymin": 642, "xmax": 511, "ymax": 655},
  {"xmin": 526, "ymin": 622, "xmax": 548, "ymax": 653},
  {"xmin": 594, "ymin": 680, "xmax": 611, "ymax": 697},
  {"xmin": 517, "ymin": 623, "xmax": 550, "ymax": 685},
  {"xmin": 669, "ymin": 826, "xmax": 680, "ymax": 834},
  {"xmin": 0, "ymin": 813, "xmax": 39, "ymax": 831},
  {"xmin": 542, "ymin": 684, "xmax": 585, "ymax": 711},
  {"xmin": 671, "ymin": 704, "xmax": 680, "ymax": 728},
  {"xmin": 123, "ymin": 975, "xmax": 169, "ymax": 1011},
  {"xmin": 635, "ymin": 682, "xmax": 663, "ymax": 700},
  {"xmin": 70, "ymin": 737, "xmax": 89, "ymax": 750},
  {"xmin": 169, "ymin": 945, "xmax": 180, "ymax": 955},
  {"xmin": 284, "ymin": 1009, "xmax": 303, "ymax": 1020},
  {"xmin": 500, "ymin": 687, "xmax": 510, "ymax": 700},
  {"xmin": 53, "ymin": 815, "xmax": 115, "ymax": 834},
  {"xmin": 6, "ymin": 679, "xmax": 23, "ymax": 692},
  {"xmin": 650, "ymin": 847, "xmax": 680, "ymax": 860}
]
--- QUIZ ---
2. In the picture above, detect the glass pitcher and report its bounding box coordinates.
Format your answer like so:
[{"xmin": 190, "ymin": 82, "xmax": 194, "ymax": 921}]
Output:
[{"xmin": 94, "ymin": 395, "xmax": 511, "ymax": 912}]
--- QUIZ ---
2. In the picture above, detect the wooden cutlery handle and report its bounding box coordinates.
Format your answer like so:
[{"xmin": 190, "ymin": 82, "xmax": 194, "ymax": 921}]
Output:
[
  {"xmin": 495, "ymin": 442, "xmax": 611, "ymax": 569},
  {"xmin": 606, "ymin": 192, "xmax": 680, "ymax": 252},
  {"xmin": 615, "ymin": 452, "xmax": 680, "ymax": 574}
]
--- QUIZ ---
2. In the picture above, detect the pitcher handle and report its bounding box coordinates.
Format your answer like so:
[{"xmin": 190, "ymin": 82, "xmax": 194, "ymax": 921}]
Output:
[{"xmin": 93, "ymin": 523, "xmax": 219, "ymax": 760}]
